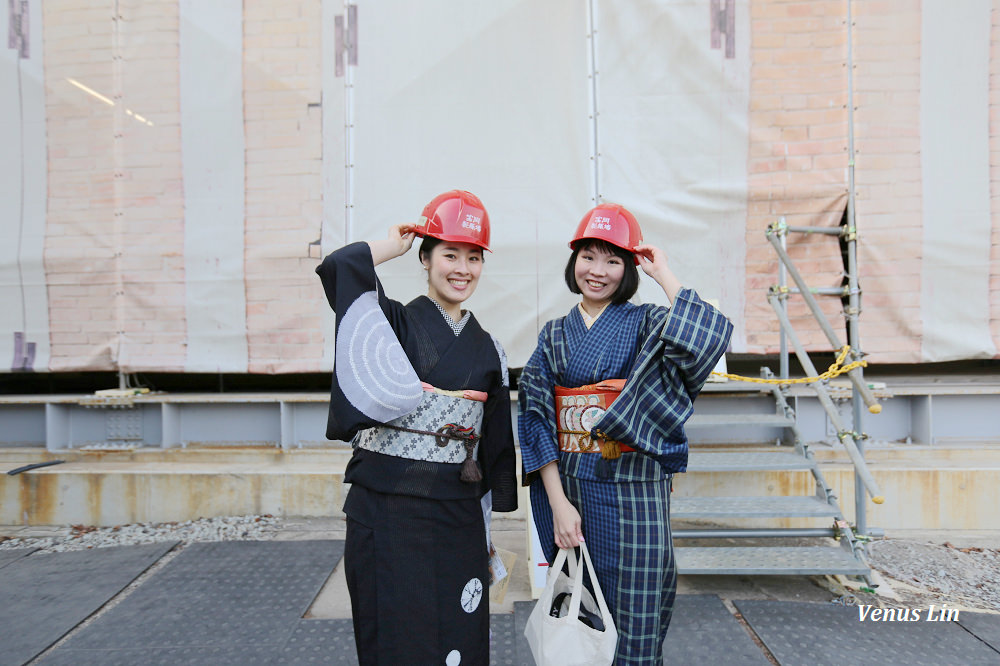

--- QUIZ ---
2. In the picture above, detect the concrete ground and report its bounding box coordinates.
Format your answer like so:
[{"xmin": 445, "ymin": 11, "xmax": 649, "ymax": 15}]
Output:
[
  {"xmin": 276, "ymin": 516, "xmax": 845, "ymax": 621},
  {"xmin": 3, "ymin": 517, "xmax": 1000, "ymax": 665},
  {"xmin": 6, "ymin": 518, "xmax": 1000, "ymax": 620},
  {"xmin": 270, "ymin": 517, "xmax": 1000, "ymax": 620}
]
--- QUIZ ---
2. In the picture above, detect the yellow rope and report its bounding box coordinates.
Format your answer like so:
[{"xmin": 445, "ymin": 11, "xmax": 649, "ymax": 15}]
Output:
[{"xmin": 711, "ymin": 345, "xmax": 867, "ymax": 385}]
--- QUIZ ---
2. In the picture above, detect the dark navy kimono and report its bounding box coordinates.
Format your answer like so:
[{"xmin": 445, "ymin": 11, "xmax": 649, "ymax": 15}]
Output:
[{"xmin": 317, "ymin": 242, "xmax": 517, "ymax": 666}]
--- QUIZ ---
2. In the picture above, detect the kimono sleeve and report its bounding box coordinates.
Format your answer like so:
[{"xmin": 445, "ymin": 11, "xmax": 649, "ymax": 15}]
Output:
[
  {"xmin": 315, "ymin": 241, "xmax": 409, "ymax": 333},
  {"xmin": 591, "ymin": 292, "xmax": 733, "ymax": 469},
  {"xmin": 517, "ymin": 324, "xmax": 561, "ymax": 475},
  {"xmin": 315, "ymin": 242, "xmax": 422, "ymax": 440},
  {"xmin": 648, "ymin": 288, "xmax": 733, "ymax": 399},
  {"xmin": 479, "ymin": 336, "xmax": 518, "ymax": 512}
]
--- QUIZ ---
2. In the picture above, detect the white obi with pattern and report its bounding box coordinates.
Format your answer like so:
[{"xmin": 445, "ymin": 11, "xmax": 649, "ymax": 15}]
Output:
[{"xmin": 353, "ymin": 390, "xmax": 483, "ymax": 463}]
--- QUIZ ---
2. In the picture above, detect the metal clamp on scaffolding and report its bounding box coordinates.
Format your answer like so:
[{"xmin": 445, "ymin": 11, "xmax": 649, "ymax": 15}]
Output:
[{"xmin": 766, "ymin": 229, "xmax": 880, "ymax": 415}]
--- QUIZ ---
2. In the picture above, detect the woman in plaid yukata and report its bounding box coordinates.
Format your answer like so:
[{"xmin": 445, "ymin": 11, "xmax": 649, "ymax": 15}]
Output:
[{"xmin": 518, "ymin": 203, "xmax": 733, "ymax": 664}]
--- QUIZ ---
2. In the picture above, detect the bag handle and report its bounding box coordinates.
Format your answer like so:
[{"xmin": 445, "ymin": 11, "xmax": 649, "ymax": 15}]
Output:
[
  {"xmin": 565, "ymin": 547, "xmax": 586, "ymax": 622},
  {"xmin": 565, "ymin": 542, "xmax": 613, "ymax": 624},
  {"xmin": 544, "ymin": 547, "xmax": 570, "ymax": 602}
]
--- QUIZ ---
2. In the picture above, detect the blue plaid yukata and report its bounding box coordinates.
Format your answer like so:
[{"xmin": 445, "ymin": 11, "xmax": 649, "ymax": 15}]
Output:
[{"xmin": 518, "ymin": 290, "xmax": 732, "ymax": 665}]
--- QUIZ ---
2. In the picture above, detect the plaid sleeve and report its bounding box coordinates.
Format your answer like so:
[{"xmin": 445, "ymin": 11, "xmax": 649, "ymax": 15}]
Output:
[
  {"xmin": 517, "ymin": 325, "xmax": 561, "ymax": 475},
  {"xmin": 593, "ymin": 294, "xmax": 733, "ymax": 471},
  {"xmin": 655, "ymin": 289, "xmax": 733, "ymax": 397}
]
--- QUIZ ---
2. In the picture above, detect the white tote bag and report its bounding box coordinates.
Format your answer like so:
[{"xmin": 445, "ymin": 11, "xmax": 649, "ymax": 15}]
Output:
[{"xmin": 523, "ymin": 543, "xmax": 618, "ymax": 665}]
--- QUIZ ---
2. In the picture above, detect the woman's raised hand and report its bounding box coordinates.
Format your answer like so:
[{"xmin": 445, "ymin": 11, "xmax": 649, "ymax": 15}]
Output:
[
  {"xmin": 634, "ymin": 243, "xmax": 682, "ymax": 304},
  {"xmin": 368, "ymin": 224, "xmax": 417, "ymax": 266},
  {"xmin": 388, "ymin": 224, "xmax": 416, "ymax": 256},
  {"xmin": 633, "ymin": 243, "xmax": 669, "ymax": 277}
]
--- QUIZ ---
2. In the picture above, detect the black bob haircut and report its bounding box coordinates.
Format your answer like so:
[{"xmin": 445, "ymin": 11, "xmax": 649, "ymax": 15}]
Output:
[
  {"xmin": 418, "ymin": 236, "xmax": 485, "ymax": 264},
  {"xmin": 563, "ymin": 238, "xmax": 639, "ymax": 304}
]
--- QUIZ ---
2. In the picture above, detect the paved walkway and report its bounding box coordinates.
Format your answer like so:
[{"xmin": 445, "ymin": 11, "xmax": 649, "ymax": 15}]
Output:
[{"xmin": 1, "ymin": 518, "xmax": 998, "ymax": 665}]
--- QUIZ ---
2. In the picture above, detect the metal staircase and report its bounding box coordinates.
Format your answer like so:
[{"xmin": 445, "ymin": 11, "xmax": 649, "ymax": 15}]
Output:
[
  {"xmin": 670, "ymin": 3, "xmax": 884, "ymax": 581},
  {"xmin": 673, "ymin": 374, "xmax": 871, "ymax": 579},
  {"xmin": 671, "ymin": 205, "xmax": 883, "ymax": 580}
]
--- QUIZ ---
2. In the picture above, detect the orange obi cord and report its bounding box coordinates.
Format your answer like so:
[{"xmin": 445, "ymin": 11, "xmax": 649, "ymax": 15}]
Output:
[
  {"xmin": 554, "ymin": 380, "xmax": 634, "ymax": 458},
  {"xmin": 421, "ymin": 382, "xmax": 488, "ymax": 403}
]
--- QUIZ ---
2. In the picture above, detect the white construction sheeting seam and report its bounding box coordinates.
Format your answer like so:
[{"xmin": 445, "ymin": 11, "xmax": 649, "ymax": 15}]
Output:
[
  {"xmin": 0, "ymin": 0, "xmax": 49, "ymax": 372},
  {"xmin": 179, "ymin": 0, "xmax": 249, "ymax": 372},
  {"xmin": 595, "ymin": 0, "xmax": 750, "ymax": 348},
  {"xmin": 348, "ymin": 0, "xmax": 593, "ymax": 367}
]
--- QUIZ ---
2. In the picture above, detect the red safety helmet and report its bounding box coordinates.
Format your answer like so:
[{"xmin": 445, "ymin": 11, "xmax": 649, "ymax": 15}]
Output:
[
  {"xmin": 570, "ymin": 203, "xmax": 643, "ymax": 264},
  {"xmin": 413, "ymin": 190, "xmax": 491, "ymax": 252}
]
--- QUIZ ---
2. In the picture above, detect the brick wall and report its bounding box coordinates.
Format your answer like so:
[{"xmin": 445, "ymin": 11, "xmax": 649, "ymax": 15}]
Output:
[
  {"xmin": 44, "ymin": 0, "xmax": 186, "ymax": 372},
  {"xmin": 243, "ymin": 0, "xmax": 326, "ymax": 373},
  {"xmin": 116, "ymin": 0, "xmax": 186, "ymax": 371},
  {"xmin": 34, "ymin": 2, "xmax": 1000, "ymax": 373},
  {"xmin": 745, "ymin": 0, "xmax": 850, "ymax": 355},
  {"xmin": 44, "ymin": 1, "xmax": 119, "ymax": 371}
]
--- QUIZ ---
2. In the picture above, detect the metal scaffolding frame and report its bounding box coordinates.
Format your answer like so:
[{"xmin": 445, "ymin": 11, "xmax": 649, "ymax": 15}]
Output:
[
  {"xmin": 764, "ymin": 0, "xmax": 882, "ymax": 538},
  {"xmin": 767, "ymin": 220, "xmax": 883, "ymax": 543}
]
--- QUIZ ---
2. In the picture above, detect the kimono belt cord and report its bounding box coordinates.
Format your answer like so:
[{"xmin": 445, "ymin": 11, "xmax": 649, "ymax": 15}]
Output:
[
  {"xmin": 378, "ymin": 422, "xmax": 483, "ymax": 483},
  {"xmin": 379, "ymin": 422, "xmax": 480, "ymax": 447},
  {"xmin": 555, "ymin": 429, "xmax": 635, "ymax": 458}
]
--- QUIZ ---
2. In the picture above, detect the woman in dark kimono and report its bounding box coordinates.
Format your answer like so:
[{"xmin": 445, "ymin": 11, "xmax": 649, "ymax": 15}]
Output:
[
  {"xmin": 518, "ymin": 203, "xmax": 733, "ymax": 665},
  {"xmin": 316, "ymin": 190, "xmax": 517, "ymax": 666}
]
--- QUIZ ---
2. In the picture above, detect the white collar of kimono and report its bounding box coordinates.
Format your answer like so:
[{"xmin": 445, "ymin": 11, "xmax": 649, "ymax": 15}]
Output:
[
  {"xmin": 578, "ymin": 301, "xmax": 610, "ymax": 329},
  {"xmin": 429, "ymin": 297, "xmax": 470, "ymax": 336}
]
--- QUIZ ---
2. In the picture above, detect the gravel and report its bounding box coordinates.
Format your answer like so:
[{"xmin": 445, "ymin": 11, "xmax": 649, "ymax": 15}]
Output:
[
  {"xmin": 865, "ymin": 538, "xmax": 1000, "ymax": 612},
  {"xmin": 0, "ymin": 515, "xmax": 280, "ymax": 553}
]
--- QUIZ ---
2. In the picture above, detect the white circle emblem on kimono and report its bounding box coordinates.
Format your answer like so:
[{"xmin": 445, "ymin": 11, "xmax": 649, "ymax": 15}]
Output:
[
  {"xmin": 559, "ymin": 406, "xmax": 571, "ymax": 430},
  {"xmin": 460, "ymin": 577, "xmax": 483, "ymax": 613},
  {"xmin": 580, "ymin": 405, "xmax": 605, "ymax": 432},
  {"xmin": 335, "ymin": 291, "xmax": 424, "ymax": 422},
  {"xmin": 568, "ymin": 405, "xmax": 584, "ymax": 432},
  {"xmin": 446, "ymin": 650, "xmax": 461, "ymax": 665}
]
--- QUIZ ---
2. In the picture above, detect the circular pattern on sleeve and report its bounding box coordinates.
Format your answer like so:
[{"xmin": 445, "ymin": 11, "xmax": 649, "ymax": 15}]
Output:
[{"xmin": 335, "ymin": 290, "xmax": 424, "ymax": 422}]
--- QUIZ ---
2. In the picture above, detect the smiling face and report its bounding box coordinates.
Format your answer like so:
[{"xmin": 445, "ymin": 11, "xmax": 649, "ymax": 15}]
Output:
[
  {"xmin": 421, "ymin": 241, "xmax": 483, "ymax": 314},
  {"xmin": 574, "ymin": 244, "xmax": 625, "ymax": 310}
]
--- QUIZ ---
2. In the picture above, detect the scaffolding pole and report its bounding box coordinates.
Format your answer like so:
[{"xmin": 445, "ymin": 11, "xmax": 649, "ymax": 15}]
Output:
[
  {"xmin": 779, "ymin": 218, "xmax": 789, "ymax": 379},
  {"xmin": 767, "ymin": 291, "xmax": 884, "ymax": 504},
  {"xmin": 845, "ymin": 0, "xmax": 870, "ymax": 536},
  {"xmin": 765, "ymin": 229, "xmax": 879, "ymax": 413}
]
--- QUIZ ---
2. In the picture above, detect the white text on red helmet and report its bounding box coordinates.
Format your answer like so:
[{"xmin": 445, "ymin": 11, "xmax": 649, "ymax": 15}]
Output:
[
  {"xmin": 461, "ymin": 214, "xmax": 482, "ymax": 232},
  {"xmin": 590, "ymin": 216, "xmax": 612, "ymax": 231}
]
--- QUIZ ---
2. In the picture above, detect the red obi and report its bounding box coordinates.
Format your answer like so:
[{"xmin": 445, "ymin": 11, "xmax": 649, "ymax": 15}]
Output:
[{"xmin": 554, "ymin": 379, "xmax": 635, "ymax": 454}]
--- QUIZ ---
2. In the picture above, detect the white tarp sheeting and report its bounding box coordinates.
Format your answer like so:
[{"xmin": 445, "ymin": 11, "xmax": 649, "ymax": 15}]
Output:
[
  {"xmin": 1, "ymin": 0, "xmax": 49, "ymax": 373},
  {"xmin": 0, "ymin": 0, "xmax": 998, "ymax": 374},
  {"xmin": 337, "ymin": 0, "xmax": 752, "ymax": 366}
]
